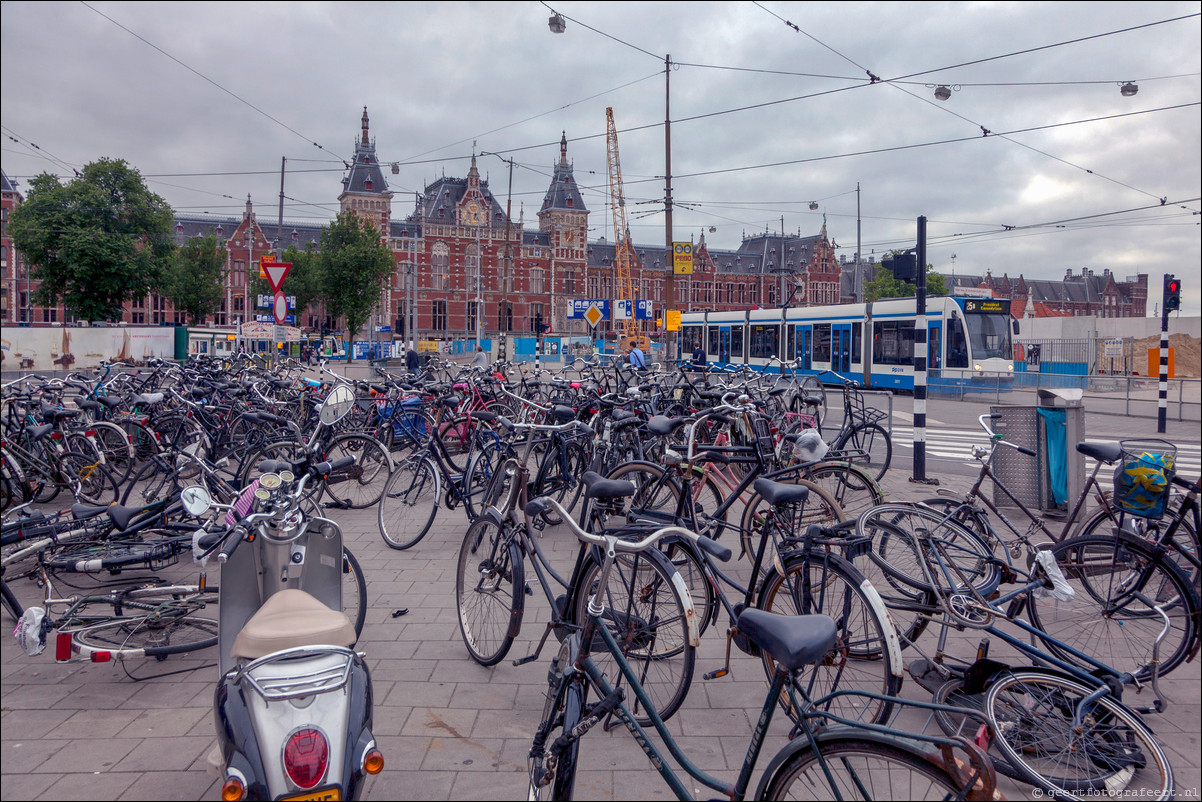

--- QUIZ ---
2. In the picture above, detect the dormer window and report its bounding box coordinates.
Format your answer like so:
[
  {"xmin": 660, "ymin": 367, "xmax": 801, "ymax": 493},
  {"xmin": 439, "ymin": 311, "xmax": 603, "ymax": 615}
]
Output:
[
  {"xmin": 365, "ymin": 179, "xmax": 373, "ymax": 190},
  {"xmin": 292, "ymin": 230, "xmax": 299, "ymax": 241},
  {"xmin": 566, "ymin": 199, "xmax": 573, "ymax": 207}
]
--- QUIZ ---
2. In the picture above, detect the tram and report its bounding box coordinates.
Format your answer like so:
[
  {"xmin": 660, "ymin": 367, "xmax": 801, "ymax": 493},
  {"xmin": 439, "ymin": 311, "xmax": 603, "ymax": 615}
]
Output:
[{"xmin": 679, "ymin": 296, "xmax": 1017, "ymax": 391}]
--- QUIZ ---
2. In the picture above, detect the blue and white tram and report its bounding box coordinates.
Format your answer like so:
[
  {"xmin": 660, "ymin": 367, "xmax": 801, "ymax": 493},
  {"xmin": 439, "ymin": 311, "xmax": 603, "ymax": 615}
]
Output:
[{"xmin": 680, "ymin": 297, "xmax": 1017, "ymax": 391}]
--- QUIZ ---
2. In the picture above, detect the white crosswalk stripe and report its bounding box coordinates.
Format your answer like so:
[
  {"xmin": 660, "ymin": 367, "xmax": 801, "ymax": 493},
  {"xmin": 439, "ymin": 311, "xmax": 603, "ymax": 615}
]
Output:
[{"xmin": 890, "ymin": 425, "xmax": 1202, "ymax": 483}]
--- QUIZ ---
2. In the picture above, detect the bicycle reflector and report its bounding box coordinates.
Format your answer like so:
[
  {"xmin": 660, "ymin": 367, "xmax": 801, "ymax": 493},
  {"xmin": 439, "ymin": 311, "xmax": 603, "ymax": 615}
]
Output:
[
  {"xmin": 221, "ymin": 776, "xmax": 246, "ymax": 802},
  {"xmin": 283, "ymin": 728, "xmax": 329, "ymax": 790},
  {"xmin": 55, "ymin": 632, "xmax": 73, "ymax": 662}
]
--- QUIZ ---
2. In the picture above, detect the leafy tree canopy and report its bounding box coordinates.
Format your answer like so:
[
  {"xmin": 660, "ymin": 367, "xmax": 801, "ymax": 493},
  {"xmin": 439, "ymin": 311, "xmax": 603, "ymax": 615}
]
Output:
[
  {"xmin": 8, "ymin": 158, "xmax": 175, "ymax": 321},
  {"xmin": 319, "ymin": 213, "xmax": 395, "ymax": 362},
  {"xmin": 863, "ymin": 255, "xmax": 948, "ymax": 302},
  {"xmin": 163, "ymin": 233, "xmax": 226, "ymax": 325}
]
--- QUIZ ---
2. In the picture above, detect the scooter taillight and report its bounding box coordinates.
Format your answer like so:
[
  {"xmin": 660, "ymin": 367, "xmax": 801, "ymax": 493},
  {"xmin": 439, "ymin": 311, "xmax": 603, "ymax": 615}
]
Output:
[{"xmin": 283, "ymin": 728, "xmax": 328, "ymax": 790}]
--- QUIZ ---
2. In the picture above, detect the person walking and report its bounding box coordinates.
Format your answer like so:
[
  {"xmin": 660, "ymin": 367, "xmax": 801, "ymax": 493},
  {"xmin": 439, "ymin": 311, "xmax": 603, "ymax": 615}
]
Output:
[
  {"xmin": 471, "ymin": 345, "xmax": 489, "ymax": 369},
  {"xmin": 406, "ymin": 346, "xmax": 420, "ymax": 373},
  {"xmin": 690, "ymin": 341, "xmax": 706, "ymax": 372},
  {"xmin": 628, "ymin": 338, "xmax": 646, "ymax": 371}
]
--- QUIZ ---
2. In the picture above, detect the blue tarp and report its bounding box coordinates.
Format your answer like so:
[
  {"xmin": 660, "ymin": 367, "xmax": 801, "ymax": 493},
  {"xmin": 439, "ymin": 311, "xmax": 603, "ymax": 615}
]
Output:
[{"xmin": 1038, "ymin": 408, "xmax": 1068, "ymax": 506}]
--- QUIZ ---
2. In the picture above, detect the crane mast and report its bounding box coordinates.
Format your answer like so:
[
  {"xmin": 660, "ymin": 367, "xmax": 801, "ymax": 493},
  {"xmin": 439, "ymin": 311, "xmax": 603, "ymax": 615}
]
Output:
[{"xmin": 605, "ymin": 107, "xmax": 638, "ymax": 345}]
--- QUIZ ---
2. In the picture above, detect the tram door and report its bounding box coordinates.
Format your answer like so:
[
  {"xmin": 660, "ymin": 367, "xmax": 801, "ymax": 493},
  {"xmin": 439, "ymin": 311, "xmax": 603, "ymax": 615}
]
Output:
[
  {"xmin": 799, "ymin": 327, "xmax": 812, "ymax": 370},
  {"xmin": 718, "ymin": 327, "xmax": 732, "ymax": 364},
  {"xmin": 928, "ymin": 321, "xmax": 942, "ymax": 379},
  {"xmin": 833, "ymin": 323, "xmax": 852, "ymax": 374}
]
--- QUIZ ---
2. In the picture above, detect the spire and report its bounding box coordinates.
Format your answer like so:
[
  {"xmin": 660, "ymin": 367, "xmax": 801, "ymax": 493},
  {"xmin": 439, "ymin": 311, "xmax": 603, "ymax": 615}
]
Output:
[
  {"xmin": 244, "ymin": 194, "xmax": 253, "ymax": 221},
  {"xmin": 560, "ymin": 131, "xmax": 568, "ymax": 167},
  {"xmin": 361, "ymin": 106, "xmax": 370, "ymax": 146}
]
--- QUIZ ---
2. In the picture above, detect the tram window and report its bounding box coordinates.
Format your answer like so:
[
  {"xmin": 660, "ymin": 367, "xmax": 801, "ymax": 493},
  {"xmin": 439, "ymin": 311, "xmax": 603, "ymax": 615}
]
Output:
[
  {"xmin": 929, "ymin": 326, "xmax": 941, "ymax": 370},
  {"xmin": 681, "ymin": 325, "xmax": 703, "ymax": 355},
  {"xmin": 813, "ymin": 324, "xmax": 832, "ymax": 362},
  {"xmin": 730, "ymin": 326, "xmax": 745, "ymax": 361},
  {"xmin": 708, "ymin": 327, "xmax": 719, "ymax": 357},
  {"xmin": 851, "ymin": 323, "xmax": 862, "ymax": 364},
  {"xmin": 786, "ymin": 326, "xmax": 797, "ymax": 361},
  {"xmin": 749, "ymin": 325, "xmax": 779, "ymax": 359},
  {"xmin": 873, "ymin": 321, "xmax": 913, "ymax": 366},
  {"xmin": 947, "ymin": 316, "xmax": 969, "ymax": 368}
]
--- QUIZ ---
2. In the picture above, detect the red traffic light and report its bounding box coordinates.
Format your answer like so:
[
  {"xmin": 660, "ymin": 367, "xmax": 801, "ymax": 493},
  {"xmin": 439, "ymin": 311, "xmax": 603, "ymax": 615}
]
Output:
[{"xmin": 1168, "ymin": 280, "xmax": 1179, "ymax": 293}]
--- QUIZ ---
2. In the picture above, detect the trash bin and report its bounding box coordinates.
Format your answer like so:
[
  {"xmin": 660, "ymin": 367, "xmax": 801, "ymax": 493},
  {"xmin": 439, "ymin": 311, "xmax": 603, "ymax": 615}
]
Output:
[{"xmin": 990, "ymin": 388, "xmax": 1085, "ymax": 516}]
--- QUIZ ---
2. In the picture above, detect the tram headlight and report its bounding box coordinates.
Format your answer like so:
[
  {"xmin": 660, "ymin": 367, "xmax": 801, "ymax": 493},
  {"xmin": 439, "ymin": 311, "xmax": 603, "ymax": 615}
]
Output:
[
  {"xmin": 1008, "ymin": 364, "xmax": 1014, "ymax": 372},
  {"xmin": 974, "ymin": 363, "xmax": 982, "ymax": 372}
]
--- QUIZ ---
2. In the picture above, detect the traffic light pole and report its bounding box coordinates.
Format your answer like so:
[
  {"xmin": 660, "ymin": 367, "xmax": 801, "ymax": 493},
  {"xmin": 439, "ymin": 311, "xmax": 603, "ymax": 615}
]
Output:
[{"xmin": 1158, "ymin": 273, "xmax": 1170, "ymax": 433}]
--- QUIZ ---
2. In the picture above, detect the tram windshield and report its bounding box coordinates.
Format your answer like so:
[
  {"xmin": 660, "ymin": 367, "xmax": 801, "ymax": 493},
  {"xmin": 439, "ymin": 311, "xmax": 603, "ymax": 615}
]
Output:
[{"xmin": 965, "ymin": 312, "xmax": 1011, "ymax": 360}]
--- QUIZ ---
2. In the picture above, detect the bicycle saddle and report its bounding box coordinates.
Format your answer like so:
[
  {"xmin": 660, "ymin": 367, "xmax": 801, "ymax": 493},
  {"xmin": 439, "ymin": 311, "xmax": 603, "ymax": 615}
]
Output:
[
  {"xmin": 552, "ymin": 405, "xmax": 577, "ymax": 423},
  {"xmin": 582, "ymin": 471, "xmax": 636, "ymax": 500},
  {"xmin": 646, "ymin": 416, "xmax": 690, "ymax": 437},
  {"xmin": 753, "ymin": 478, "xmax": 810, "ymax": 507},
  {"xmin": 735, "ymin": 608, "xmax": 837, "ymax": 672},
  {"xmin": 1076, "ymin": 441, "xmax": 1123, "ymax": 464}
]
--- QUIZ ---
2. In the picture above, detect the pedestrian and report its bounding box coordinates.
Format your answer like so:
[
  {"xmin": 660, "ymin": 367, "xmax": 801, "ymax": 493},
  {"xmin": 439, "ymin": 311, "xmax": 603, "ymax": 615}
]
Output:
[
  {"xmin": 690, "ymin": 341, "xmax": 706, "ymax": 372},
  {"xmin": 471, "ymin": 345, "xmax": 489, "ymax": 369},
  {"xmin": 628, "ymin": 338, "xmax": 646, "ymax": 371},
  {"xmin": 406, "ymin": 346, "xmax": 420, "ymax": 373}
]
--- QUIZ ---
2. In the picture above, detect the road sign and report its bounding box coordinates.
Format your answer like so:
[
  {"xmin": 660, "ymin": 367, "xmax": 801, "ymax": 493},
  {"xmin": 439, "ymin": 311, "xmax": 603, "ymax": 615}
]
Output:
[
  {"xmin": 673, "ymin": 242, "xmax": 693, "ymax": 275},
  {"xmin": 584, "ymin": 304, "xmax": 605, "ymax": 328},
  {"xmin": 635, "ymin": 300, "xmax": 654, "ymax": 320},
  {"xmin": 567, "ymin": 299, "xmax": 609, "ymax": 319},
  {"xmin": 614, "ymin": 300, "xmax": 632, "ymax": 320},
  {"xmin": 1103, "ymin": 339, "xmax": 1124, "ymax": 358},
  {"xmin": 262, "ymin": 260, "xmax": 292, "ymax": 292},
  {"xmin": 665, "ymin": 310, "xmax": 681, "ymax": 331},
  {"xmin": 273, "ymin": 291, "xmax": 289, "ymax": 324}
]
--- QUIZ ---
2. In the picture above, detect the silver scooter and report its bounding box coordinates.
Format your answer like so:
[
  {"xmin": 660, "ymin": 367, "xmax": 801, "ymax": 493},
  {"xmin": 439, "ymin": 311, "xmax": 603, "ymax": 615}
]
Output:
[{"xmin": 184, "ymin": 385, "xmax": 381, "ymax": 801}]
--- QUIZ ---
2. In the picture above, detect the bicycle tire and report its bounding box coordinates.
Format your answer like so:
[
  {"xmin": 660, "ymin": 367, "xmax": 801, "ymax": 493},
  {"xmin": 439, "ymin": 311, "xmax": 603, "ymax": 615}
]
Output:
[
  {"xmin": 984, "ymin": 670, "xmax": 1173, "ymax": 800},
  {"xmin": 2, "ymin": 579, "xmax": 23, "ymax": 623},
  {"xmin": 120, "ymin": 455, "xmax": 181, "ymax": 507},
  {"xmin": 70, "ymin": 611, "xmax": 219, "ymax": 658},
  {"xmin": 603, "ymin": 461, "xmax": 684, "ymax": 529},
  {"xmin": 89, "ymin": 421, "xmax": 136, "ymax": 484},
  {"xmin": 455, "ymin": 516, "xmax": 524, "ymax": 666},
  {"xmin": 59, "ymin": 450, "xmax": 120, "ymax": 506},
  {"xmin": 660, "ymin": 536, "xmax": 717, "ymax": 639},
  {"xmin": 801, "ymin": 461, "xmax": 884, "ymax": 521},
  {"xmin": 834, "ymin": 422, "xmax": 892, "ymax": 482},
  {"xmin": 462, "ymin": 440, "xmax": 506, "ymax": 520},
  {"xmin": 528, "ymin": 653, "xmax": 585, "ymax": 801},
  {"xmin": 1030, "ymin": 533, "xmax": 1199, "ymax": 680},
  {"xmin": 931, "ymin": 677, "xmax": 1027, "ymax": 782},
  {"xmin": 1077, "ymin": 504, "xmax": 1200, "ymax": 600},
  {"xmin": 757, "ymin": 550, "xmax": 901, "ymax": 726},
  {"xmin": 377, "ymin": 455, "xmax": 440, "ymax": 550},
  {"xmin": 533, "ymin": 442, "xmax": 586, "ymax": 525},
  {"xmin": 342, "ymin": 547, "xmax": 367, "ymax": 638},
  {"xmin": 758, "ymin": 735, "xmax": 966, "ymax": 801},
  {"xmin": 572, "ymin": 548, "xmax": 695, "ymax": 725},
  {"xmin": 322, "ymin": 433, "xmax": 393, "ymax": 509}
]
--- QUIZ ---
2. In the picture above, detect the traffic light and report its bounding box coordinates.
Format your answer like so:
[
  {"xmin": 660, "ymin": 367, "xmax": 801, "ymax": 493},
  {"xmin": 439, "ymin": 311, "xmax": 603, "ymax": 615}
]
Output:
[
  {"xmin": 882, "ymin": 252, "xmax": 917, "ymax": 282},
  {"xmin": 1165, "ymin": 275, "xmax": 1181, "ymax": 312}
]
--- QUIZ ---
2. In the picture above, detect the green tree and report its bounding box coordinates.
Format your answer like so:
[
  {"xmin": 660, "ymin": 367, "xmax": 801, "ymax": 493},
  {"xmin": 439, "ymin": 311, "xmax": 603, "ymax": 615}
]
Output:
[
  {"xmin": 247, "ymin": 244, "xmax": 323, "ymax": 324},
  {"xmin": 163, "ymin": 233, "xmax": 226, "ymax": 324},
  {"xmin": 8, "ymin": 158, "xmax": 175, "ymax": 322},
  {"xmin": 319, "ymin": 213, "xmax": 394, "ymax": 362},
  {"xmin": 863, "ymin": 256, "xmax": 948, "ymax": 302}
]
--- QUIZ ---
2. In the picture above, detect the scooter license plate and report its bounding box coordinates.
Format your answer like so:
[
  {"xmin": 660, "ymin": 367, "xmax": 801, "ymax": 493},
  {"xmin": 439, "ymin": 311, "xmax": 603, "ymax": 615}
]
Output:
[{"xmin": 279, "ymin": 786, "xmax": 340, "ymax": 802}]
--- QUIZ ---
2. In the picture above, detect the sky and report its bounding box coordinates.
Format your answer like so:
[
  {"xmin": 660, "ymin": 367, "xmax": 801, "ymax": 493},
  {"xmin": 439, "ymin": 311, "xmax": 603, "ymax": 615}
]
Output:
[{"xmin": 2, "ymin": 1, "xmax": 1199, "ymax": 314}]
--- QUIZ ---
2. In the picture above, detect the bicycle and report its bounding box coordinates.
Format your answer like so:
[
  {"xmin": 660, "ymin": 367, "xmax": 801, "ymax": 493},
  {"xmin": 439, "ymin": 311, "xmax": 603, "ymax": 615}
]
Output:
[
  {"xmin": 817, "ymin": 370, "xmax": 892, "ymax": 481},
  {"xmin": 523, "ymin": 495, "xmax": 999, "ymax": 802}
]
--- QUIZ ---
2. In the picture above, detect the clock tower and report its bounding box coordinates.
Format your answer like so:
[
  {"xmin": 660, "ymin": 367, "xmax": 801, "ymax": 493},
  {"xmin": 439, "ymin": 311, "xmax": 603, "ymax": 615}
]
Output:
[{"xmin": 538, "ymin": 132, "xmax": 588, "ymax": 331}]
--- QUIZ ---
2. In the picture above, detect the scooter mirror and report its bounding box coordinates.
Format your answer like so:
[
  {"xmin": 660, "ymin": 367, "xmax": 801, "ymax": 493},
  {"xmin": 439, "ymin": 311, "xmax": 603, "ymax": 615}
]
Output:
[
  {"xmin": 319, "ymin": 384, "xmax": 356, "ymax": 426},
  {"xmin": 180, "ymin": 485, "xmax": 213, "ymax": 516}
]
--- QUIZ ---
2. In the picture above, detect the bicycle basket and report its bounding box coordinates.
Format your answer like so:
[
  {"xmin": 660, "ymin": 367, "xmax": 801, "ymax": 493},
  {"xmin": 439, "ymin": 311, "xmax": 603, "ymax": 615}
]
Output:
[
  {"xmin": 1113, "ymin": 439, "xmax": 1176, "ymax": 519},
  {"xmin": 749, "ymin": 413, "xmax": 777, "ymax": 463}
]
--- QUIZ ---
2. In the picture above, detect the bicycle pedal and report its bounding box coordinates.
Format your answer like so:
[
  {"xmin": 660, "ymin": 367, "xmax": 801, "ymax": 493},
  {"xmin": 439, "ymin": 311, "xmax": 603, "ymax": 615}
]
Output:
[
  {"xmin": 524, "ymin": 582, "xmax": 533, "ymax": 596},
  {"xmin": 702, "ymin": 668, "xmax": 728, "ymax": 680},
  {"xmin": 512, "ymin": 654, "xmax": 540, "ymax": 666}
]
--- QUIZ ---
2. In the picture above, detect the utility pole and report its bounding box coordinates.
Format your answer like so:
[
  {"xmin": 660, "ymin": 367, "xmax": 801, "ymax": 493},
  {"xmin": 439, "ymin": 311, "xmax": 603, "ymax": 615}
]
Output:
[
  {"xmin": 277, "ymin": 157, "xmax": 286, "ymax": 259},
  {"xmin": 663, "ymin": 54, "xmax": 675, "ymax": 361}
]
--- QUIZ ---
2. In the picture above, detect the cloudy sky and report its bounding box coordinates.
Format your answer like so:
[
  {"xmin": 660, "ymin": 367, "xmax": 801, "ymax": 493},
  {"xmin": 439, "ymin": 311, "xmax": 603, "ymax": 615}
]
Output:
[{"xmin": 3, "ymin": 1, "xmax": 1199, "ymax": 313}]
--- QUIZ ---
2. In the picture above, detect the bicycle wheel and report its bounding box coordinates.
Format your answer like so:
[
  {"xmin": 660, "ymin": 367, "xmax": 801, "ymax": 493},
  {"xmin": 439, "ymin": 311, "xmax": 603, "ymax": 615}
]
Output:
[
  {"xmin": 322, "ymin": 433, "xmax": 393, "ymax": 509},
  {"xmin": 455, "ymin": 516, "xmax": 523, "ymax": 666},
  {"xmin": 388, "ymin": 408, "xmax": 435, "ymax": 456},
  {"xmin": 90, "ymin": 421, "xmax": 135, "ymax": 484},
  {"xmin": 377, "ymin": 455, "xmax": 440, "ymax": 550},
  {"xmin": 659, "ymin": 536, "xmax": 717, "ymax": 639},
  {"xmin": 533, "ymin": 442, "xmax": 587, "ymax": 525},
  {"xmin": 572, "ymin": 549, "xmax": 695, "ymax": 725},
  {"xmin": 120, "ymin": 455, "xmax": 181, "ymax": 507},
  {"xmin": 528, "ymin": 649, "xmax": 585, "ymax": 802},
  {"xmin": 70, "ymin": 611, "xmax": 219, "ymax": 658},
  {"xmin": 757, "ymin": 551, "xmax": 901, "ymax": 726},
  {"xmin": 931, "ymin": 677, "xmax": 1028, "ymax": 783},
  {"xmin": 834, "ymin": 422, "xmax": 891, "ymax": 482},
  {"xmin": 801, "ymin": 461, "xmax": 884, "ymax": 521},
  {"xmin": 462, "ymin": 440, "xmax": 508, "ymax": 520},
  {"xmin": 1030, "ymin": 534, "xmax": 1198, "ymax": 680},
  {"xmin": 1077, "ymin": 506, "xmax": 1201, "ymax": 601},
  {"xmin": 984, "ymin": 670, "xmax": 1173, "ymax": 800},
  {"xmin": 759, "ymin": 736, "xmax": 964, "ymax": 801},
  {"xmin": 342, "ymin": 547, "xmax": 367, "ymax": 638},
  {"xmin": 59, "ymin": 451, "xmax": 120, "ymax": 506},
  {"xmin": 603, "ymin": 462, "xmax": 684, "ymax": 529},
  {"xmin": 738, "ymin": 479, "xmax": 846, "ymax": 589},
  {"xmin": 154, "ymin": 414, "xmax": 208, "ymax": 458},
  {"xmin": 797, "ymin": 374, "xmax": 828, "ymax": 427}
]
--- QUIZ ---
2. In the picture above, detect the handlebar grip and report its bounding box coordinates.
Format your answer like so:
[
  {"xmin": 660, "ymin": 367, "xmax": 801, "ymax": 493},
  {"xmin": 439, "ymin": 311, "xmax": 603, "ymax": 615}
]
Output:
[
  {"xmin": 496, "ymin": 417, "xmax": 516, "ymax": 430},
  {"xmin": 218, "ymin": 526, "xmax": 247, "ymax": 563},
  {"xmin": 1017, "ymin": 446, "xmax": 1037, "ymax": 457},
  {"xmin": 695, "ymin": 535, "xmax": 731, "ymax": 563},
  {"xmin": 196, "ymin": 531, "xmax": 225, "ymax": 551}
]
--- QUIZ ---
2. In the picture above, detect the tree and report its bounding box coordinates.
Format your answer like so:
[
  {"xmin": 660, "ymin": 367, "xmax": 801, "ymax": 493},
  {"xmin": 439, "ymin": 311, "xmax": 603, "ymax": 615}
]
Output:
[
  {"xmin": 247, "ymin": 244, "xmax": 323, "ymax": 325},
  {"xmin": 8, "ymin": 158, "xmax": 175, "ymax": 322},
  {"xmin": 319, "ymin": 213, "xmax": 395, "ymax": 362},
  {"xmin": 162, "ymin": 233, "xmax": 226, "ymax": 324},
  {"xmin": 863, "ymin": 257, "xmax": 949, "ymax": 302}
]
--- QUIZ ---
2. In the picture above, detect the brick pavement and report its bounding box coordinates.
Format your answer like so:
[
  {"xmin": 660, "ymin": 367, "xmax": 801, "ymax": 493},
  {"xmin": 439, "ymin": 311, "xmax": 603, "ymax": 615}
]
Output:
[{"xmin": 2, "ymin": 464, "xmax": 1199, "ymax": 800}]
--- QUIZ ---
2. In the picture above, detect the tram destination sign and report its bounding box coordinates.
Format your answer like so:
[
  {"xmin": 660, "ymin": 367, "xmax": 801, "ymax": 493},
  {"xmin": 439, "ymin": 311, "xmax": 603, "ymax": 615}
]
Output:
[{"xmin": 963, "ymin": 299, "xmax": 1008, "ymax": 314}]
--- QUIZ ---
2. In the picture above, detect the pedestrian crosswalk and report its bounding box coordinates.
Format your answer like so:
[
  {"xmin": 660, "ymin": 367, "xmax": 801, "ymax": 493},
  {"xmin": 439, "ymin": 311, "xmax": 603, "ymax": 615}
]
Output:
[{"xmin": 890, "ymin": 424, "xmax": 1202, "ymax": 482}]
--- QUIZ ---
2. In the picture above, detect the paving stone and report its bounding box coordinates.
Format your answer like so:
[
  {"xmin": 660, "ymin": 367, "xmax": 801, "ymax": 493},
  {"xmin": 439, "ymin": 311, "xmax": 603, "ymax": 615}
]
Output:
[{"xmin": 38, "ymin": 771, "xmax": 140, "ymax": 801}]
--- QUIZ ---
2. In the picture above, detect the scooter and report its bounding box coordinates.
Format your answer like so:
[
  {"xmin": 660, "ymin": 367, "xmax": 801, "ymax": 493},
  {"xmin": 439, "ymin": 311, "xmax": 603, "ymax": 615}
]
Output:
[{"xmin": 183, "ymin": 384, "xmax": 381, "ymax": 801}]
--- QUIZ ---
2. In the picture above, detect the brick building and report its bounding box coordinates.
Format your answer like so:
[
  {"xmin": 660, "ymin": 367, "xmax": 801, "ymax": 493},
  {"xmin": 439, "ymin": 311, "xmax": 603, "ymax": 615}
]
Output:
[{"xmin": 945, "ymin": 268, "xmax": 1148, "ymax": 318}]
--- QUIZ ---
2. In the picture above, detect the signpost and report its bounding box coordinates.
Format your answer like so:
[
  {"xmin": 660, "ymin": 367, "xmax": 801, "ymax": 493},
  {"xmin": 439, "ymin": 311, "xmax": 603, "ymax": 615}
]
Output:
[{"xmin": 672, "ymin": 242, "xmax": 693, "ymax": 275}]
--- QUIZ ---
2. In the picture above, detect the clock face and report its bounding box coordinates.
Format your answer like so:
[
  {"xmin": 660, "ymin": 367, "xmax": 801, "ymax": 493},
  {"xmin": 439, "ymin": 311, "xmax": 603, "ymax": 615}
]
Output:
[
  {"xmin": 563, "ymin": 229, "xmax": 574, "ymax": 243},
  {"xmin": 466, "ymin": 201, "xmax": 481, "ymax": 225}
]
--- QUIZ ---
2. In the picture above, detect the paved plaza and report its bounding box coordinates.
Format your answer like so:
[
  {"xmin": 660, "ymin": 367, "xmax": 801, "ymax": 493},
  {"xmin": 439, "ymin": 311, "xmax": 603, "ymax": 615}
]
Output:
[{"xmin": 2, "ymin": 461, "xmax": 1199, "ymax": 801}]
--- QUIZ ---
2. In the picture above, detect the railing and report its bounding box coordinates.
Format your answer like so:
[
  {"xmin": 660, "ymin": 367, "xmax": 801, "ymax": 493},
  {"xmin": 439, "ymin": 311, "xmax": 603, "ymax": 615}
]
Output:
[{"xmin": 928, "ymin": 373, "xmax": 1200, "ymax": 421}]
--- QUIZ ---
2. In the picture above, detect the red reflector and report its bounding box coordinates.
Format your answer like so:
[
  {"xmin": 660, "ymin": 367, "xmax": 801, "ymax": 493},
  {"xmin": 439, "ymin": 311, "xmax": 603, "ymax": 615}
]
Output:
[
  {"xmin": 84, "ymin": 430, "xmax": 96, "ymax": 437},
  {"xmin": 91, "ymin": 651, "xmax": 112, "ymax": 663},
  {"xmin": 51, "ymin": 432, "xmax": 63, "ymax": 440},
  {"xmin": 56, "ymin": 632, "xmax": 73, "ymax": 661},
  {"xmin": 975, "ymin": 724, "xmax": 991, "ymax": 750},
  {"xmin": 127, "ymin": 435, "xmax": 134, "ymax": 444},
  {"xmin": 283, "ymin": 728, "xmax": 329, "ymax": 790}
]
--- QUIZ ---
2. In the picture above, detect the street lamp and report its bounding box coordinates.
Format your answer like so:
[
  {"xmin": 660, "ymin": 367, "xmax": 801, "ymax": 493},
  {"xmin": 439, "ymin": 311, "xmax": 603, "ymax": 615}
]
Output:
[{"xmin": 548, "ymin": 12, "xmax": 566, "ymax": 34}]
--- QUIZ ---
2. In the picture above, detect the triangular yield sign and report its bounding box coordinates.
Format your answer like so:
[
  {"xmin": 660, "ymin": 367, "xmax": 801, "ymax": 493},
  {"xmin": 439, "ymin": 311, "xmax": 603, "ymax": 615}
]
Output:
[{"xmin": 263, "ymin": 261, "xmax": 291, "ymax": 292}]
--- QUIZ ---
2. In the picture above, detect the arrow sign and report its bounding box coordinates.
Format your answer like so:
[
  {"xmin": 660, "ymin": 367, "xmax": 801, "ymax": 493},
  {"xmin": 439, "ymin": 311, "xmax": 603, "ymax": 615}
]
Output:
[
  {"xmin": 273, "ymin": 291, "xmax": 289, "ymax": 324},
  {"xmin": 262, "ymin": 261, "xmax": 292, "ymax": 292}
]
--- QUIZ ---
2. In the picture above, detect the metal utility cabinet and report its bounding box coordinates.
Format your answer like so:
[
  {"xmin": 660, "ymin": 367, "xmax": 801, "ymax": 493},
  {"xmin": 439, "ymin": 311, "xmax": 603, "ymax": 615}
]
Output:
[{"xmin": 991, "ymin": 388, "xmax": 1085, "ymax": 516}]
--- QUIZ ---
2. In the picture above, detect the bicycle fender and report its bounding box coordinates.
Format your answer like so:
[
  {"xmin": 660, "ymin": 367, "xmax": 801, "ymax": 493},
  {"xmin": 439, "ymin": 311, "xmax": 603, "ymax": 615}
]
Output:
[{"xmin": 857, "ymin": 574, "xmax": 904, "ymax": 679}]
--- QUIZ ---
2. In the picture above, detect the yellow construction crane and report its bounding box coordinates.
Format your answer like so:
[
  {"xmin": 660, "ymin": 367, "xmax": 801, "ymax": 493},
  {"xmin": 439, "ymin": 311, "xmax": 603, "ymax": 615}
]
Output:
[{"xmin": 605, "ymin": 107, "xmax": 640, "ymax": 347}]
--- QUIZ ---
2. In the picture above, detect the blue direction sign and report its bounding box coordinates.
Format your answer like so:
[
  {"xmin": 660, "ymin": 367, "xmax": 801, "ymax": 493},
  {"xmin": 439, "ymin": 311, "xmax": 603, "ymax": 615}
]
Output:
[
  {"xmin": 635, "ymin": 300, "xmax": 654, "ymax": 320},
  {"xmin": 257, "ymin": 295, "xmax": 296, "ymax": 310},
  {"xmin": 567, "ymin": 299, "xmax": 610, "ymax": 319}
]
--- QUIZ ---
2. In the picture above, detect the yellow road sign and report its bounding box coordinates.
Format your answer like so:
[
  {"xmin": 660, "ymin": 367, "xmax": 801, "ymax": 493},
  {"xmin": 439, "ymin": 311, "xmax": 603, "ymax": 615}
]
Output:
[
  {"xmin": 584, "ymin": 304, "xmax": 604, "ymax": 328},
  {"xmin": 666, "ymin": 310, "xmax": 681, "ymax": 331},
  {"xmin": 673, "ymin": 242, "xmax": 693, "ymax": 275}
]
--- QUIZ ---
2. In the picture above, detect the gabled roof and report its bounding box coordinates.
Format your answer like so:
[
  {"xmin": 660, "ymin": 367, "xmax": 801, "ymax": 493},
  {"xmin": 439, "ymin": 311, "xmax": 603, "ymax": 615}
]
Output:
[
  {"xmin": 412, "ymin": 176, "xmax": 506, "ymax": 224},
  {"xmin": 1, "ymin": 170, "xmax": 19, "ymax": 197},
  {"xmin": 540, "ymin": 132, "xmax": 587, "ymax": 214},
  {"xmin": 171, "ymin": 214, "xmax": 323, "ymax": 250},
  {"xmin": 341, "ymin": 107, "xmax": 390, "ymax": 198}
]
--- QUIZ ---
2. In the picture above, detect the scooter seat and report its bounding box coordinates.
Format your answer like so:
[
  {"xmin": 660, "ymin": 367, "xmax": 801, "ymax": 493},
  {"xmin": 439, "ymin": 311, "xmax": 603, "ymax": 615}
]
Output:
[{"xmin": 230, "ymin": 589, "xmax": 356, "ymax": 660}]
